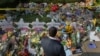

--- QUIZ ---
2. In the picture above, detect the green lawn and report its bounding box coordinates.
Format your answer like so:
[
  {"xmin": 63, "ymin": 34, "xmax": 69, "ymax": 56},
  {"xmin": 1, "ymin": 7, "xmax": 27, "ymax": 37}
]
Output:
[{"xmin": 15, "ymin": 13, "xmax": 51, "ymax": 23}]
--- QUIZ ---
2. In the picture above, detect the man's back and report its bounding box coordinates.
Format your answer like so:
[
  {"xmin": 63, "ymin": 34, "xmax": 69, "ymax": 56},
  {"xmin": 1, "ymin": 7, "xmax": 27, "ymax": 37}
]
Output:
[{"xmin": 41, "ymin": 37, "xmax": 65, "ymax": 56}]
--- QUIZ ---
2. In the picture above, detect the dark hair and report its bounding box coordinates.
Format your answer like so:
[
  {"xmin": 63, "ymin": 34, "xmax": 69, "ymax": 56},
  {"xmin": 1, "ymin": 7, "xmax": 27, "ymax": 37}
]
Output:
[{"xmin": 49, "ymin": 27, "xmax": 57, "ymax": 37}]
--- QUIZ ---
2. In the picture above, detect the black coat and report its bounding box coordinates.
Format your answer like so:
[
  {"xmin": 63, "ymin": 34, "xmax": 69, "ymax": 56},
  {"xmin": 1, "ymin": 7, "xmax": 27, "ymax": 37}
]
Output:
[{"xmin": 41, "ymin": 37, "xmax": 65, "ymax": 56}]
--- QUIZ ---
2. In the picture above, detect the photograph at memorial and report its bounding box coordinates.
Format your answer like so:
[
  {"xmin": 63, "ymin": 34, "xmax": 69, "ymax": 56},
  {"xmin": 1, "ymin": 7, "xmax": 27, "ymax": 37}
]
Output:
[{"xmin": 0, "ymin": 0, "xmax": 100, "ymax": 56}]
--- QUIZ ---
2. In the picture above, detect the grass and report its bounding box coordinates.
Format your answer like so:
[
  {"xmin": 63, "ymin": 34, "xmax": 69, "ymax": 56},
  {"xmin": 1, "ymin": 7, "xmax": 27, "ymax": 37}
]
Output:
[{"xmin": 14, "ymin": 13, "xmax": 51, "ymax": 23}]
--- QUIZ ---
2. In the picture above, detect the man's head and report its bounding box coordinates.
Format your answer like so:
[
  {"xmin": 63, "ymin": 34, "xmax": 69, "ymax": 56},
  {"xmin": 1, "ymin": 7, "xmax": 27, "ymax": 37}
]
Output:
[{"xmin": 49, "ymin": 27, "xmax": 57, "ymax": 37}]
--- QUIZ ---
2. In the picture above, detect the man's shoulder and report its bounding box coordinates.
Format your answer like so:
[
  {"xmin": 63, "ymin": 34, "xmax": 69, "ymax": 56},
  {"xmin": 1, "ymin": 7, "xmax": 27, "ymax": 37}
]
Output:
[
  {"xmin": 41, "ymin": 37, "xmax": 50, "ymax": 43},
  {"xmin": 41, "ymin": 37, "xmax": 61, "ymax": 45},
  {"xmin": 41, "ymin": 37, "xmax": 49, "ymax": 41}
]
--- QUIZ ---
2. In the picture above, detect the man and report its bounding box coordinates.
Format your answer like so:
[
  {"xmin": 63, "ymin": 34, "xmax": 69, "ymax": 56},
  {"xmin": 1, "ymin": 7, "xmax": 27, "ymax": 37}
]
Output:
[{"xmin": 41, "ymin": 27, "xmax": 65, "ymax": 56}]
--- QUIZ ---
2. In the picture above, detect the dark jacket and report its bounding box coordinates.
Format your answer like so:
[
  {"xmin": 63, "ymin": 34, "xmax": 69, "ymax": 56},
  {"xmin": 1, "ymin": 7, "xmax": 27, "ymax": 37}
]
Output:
[{"xmin": 41, "ymin": 37, "xmax": 65, "ymax": 56}]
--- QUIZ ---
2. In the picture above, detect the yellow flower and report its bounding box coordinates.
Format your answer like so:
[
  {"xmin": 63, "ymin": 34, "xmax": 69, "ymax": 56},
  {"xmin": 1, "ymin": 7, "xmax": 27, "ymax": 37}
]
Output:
[{"xmin": 31, "ymin": 37, "xmax": 40, "ymax": 43}]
